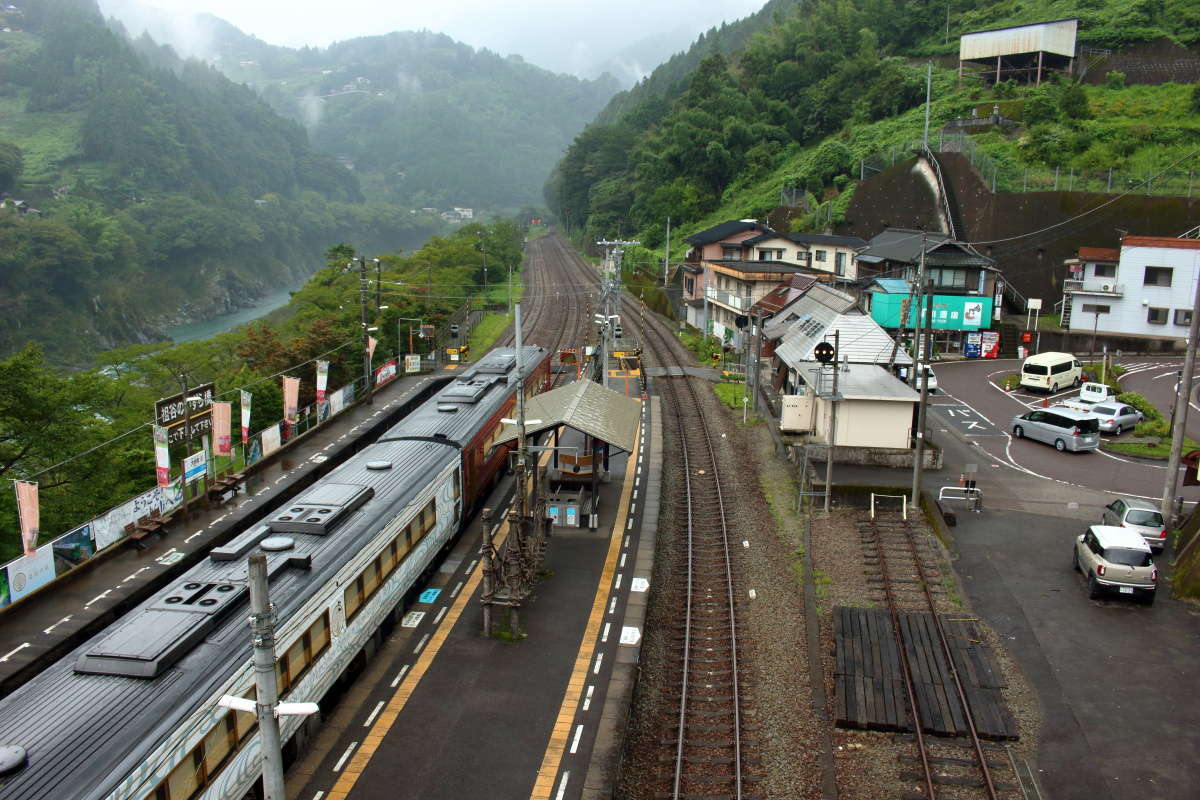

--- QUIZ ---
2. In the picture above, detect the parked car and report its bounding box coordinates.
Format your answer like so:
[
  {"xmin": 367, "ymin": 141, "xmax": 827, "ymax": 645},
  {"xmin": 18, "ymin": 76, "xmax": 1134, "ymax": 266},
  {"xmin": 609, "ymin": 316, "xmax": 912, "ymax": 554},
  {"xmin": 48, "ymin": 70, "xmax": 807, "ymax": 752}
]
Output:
[
  {"xmin": 1058, "ymin": 382, "xmax": 1119, "ymax": 412},
  {"xmin": 1073, "ymin": 524, "xmax": 1157, "ymax": 603},
  {"xmin": 1011, "ymin": 407, "xmax": 1101, "ymax": 452},
  {"xmin": 1086, "ymin": 402, "xmax": 1144, "ymax": 435},
  {"xmin": 915, "ymin": 363, "xmax": 938, "ymax": 394},
  {"xmin": 1102, "ymin": 497, "xmax": 1169, "ymax": 551},
  {"xmin": 1019, "ymin": 351, "xmax": 1081, "ymax": 393}
]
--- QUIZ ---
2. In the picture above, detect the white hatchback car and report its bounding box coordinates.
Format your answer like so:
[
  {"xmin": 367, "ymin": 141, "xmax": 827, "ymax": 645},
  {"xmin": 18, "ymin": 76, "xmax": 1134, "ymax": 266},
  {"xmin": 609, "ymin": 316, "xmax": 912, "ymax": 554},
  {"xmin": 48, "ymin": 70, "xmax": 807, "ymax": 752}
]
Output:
[
  {"xmin": 1101, "ymin": 497, "xmax": 1168, "ymax": 551},
  {"xmin": 1073, "ymin": 525, "xmax": 1157, "ymax": 604}
]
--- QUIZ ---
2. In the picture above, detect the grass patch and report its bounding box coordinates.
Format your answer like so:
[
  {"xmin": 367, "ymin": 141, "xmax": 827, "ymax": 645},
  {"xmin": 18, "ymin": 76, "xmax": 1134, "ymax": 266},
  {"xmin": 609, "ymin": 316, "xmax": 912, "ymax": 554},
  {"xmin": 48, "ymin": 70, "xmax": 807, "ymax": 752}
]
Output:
[
  {"xmin": 1081, "ymin": 361, "xmax": 1125, "ymax": 393},
  {"xmin": 1105, "ymin": 436, "xmax": 1200, "ymax": 460},
  {"xmin": 813, "ymin": 568, "xmax": 833, "ymax": 600},
  {"xmin": 997, "ymin": 373, "xmax": 1020, "ymax": 391},
  {"xmin": 465, "ymin": 312, "xmax": 512, "ymax": 357},
  {"xmin": 713, "ymin": 381, "xmax": 749, "ymax": 409}
]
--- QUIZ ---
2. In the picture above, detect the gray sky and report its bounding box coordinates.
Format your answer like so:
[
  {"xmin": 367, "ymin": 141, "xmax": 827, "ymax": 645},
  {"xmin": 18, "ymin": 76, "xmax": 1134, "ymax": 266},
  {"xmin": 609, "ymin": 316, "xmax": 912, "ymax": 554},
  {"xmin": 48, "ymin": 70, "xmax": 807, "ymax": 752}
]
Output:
[{"xmin": 122, "ymin": 0, "xmax": 765, "ymax": 79}]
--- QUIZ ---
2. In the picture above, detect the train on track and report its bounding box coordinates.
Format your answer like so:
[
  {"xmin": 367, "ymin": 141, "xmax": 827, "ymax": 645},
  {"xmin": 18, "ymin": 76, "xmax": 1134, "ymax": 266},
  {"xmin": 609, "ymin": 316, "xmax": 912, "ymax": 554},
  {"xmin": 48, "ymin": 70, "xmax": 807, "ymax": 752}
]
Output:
[{"xmin": 0, "ymin": 346, "xmax": 551, "ymax": 800}]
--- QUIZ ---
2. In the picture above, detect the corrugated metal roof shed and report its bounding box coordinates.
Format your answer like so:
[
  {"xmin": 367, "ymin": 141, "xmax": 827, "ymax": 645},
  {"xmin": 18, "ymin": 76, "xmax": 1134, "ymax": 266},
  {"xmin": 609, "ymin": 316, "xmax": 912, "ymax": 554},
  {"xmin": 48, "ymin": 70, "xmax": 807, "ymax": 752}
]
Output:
[
  {"xmin": 795, "ymin": 361, "xmax": 919, "ymax": 402},
  {"xmin": 960, "ymin": 18, "xmax": 1078, "ymax": 61},
  {"xmin": 775, "ymin": 312, "xmax": 911, "ymax": 367},
  {"xmin": 866, "ymin": 278, "xmax": 911, "ymax": 294},
  {"xmin": 494, "ymin": 379, "xmax": 641, "ymax": 454}
]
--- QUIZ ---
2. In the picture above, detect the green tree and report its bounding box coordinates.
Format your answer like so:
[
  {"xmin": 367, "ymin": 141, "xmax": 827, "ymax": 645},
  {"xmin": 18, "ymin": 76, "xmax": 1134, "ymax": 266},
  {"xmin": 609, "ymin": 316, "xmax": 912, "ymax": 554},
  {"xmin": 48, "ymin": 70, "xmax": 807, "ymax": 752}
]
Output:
[{"xmin": 0, "ymin": 142, "xmax": 23, "ymax": 194}]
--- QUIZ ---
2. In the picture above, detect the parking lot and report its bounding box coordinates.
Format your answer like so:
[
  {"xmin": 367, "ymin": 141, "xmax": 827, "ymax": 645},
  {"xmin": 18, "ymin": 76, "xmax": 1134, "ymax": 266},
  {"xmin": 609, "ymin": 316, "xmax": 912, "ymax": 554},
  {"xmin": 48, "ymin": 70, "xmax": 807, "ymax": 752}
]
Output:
[
  {"xmin": 949, "ymin": 507, "xmax": 1200, "ymax": 800},
  {"xmin": 930, "ymin": 358, "xmax": 1200, "ymax": 504}
]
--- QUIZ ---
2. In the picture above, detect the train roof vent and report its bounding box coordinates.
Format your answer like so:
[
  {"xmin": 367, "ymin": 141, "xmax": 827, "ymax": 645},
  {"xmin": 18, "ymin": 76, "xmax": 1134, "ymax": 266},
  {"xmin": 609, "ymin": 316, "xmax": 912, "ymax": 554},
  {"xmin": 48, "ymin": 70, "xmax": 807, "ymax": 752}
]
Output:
[
  {"xmin": 0, "ymin": 745, "xmax": 27, "ymax": 776},
  {"xmin": 474, "ymin": 353, "xmax": 516, "ymax": 375},
  {"xmin": 440, "ymin": 379, "xmax": 494, "ymax": 404},
  {"xmin": 268, "ymin": 483, "xmax": 373, "ymax": 535},
  {"xmin": 437, "ymin": 404, "xmax": 460, "ymax": 413},
  {"xmin": 75, "ymin": 581, "xmax": 248, "ymax": 678}
]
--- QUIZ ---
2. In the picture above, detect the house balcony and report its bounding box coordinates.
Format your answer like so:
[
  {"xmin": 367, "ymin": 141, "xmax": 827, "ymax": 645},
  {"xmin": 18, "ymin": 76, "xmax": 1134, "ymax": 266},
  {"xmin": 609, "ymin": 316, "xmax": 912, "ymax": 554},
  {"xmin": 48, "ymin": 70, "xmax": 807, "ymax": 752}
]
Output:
[
  {"xmin": 1064, "ymin": 279, "xmax": 1123, "ymax": 296},
  {"xmin": 704, "ymin": 286, "xmax": 752, "ymax": 313}
]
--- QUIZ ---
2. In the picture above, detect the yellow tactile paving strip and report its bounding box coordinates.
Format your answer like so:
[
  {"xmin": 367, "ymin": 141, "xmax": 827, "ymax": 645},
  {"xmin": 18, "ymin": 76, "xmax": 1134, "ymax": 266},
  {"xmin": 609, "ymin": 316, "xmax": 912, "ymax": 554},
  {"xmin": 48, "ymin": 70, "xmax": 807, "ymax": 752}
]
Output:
[{"xmin": 527, "ymin": 422, "xmax": 641, "ymax": 800}]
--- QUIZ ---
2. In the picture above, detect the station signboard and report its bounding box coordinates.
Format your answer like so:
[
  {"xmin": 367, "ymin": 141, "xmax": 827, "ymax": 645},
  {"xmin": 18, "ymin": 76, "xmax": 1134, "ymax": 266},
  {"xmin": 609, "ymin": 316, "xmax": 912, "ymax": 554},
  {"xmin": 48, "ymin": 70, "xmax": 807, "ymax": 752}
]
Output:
[{"xmin": 155, "ymin": 383, "xmax": 215, "ymax": 446}]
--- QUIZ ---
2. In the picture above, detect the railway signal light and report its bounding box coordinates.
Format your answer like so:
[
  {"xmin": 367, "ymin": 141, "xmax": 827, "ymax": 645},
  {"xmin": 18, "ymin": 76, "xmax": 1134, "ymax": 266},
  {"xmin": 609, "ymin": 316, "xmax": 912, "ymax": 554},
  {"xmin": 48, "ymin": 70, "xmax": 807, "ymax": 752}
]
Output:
[{"xmin": 450, "ymin": 324, "xmax": 460, "ymax": 339}]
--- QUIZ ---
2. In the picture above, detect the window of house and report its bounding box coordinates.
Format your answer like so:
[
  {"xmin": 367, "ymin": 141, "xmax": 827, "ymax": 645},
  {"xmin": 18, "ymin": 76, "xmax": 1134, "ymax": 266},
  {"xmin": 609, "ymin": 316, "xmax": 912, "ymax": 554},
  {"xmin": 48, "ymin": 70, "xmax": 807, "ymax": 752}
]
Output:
[
  {"xmin": 1081, "ymin": 304, "xmax": 1111, "ymax": 314},
  {"xmin": 930, "ymin": 268, "xmax": 968, "ymax": 289},
  {"xmin": 684, "ymin": 277, "xmax": 694, "ymax": 295},
  {"xmin": 814, "ymin": 250, "xmax": 827, "ymax": 262},
  {"xmin": 1144, "ymin": 266, "xmax": 1173, "ymax": 287},
  {"xmin": 1175, "ymin": 309, "xmax": 1193, "ymax": 326},
  {"xmin": 835, "ymin": 252, "xmax": 846, "ymax": 276},
  {"xmin": 1147, "ymin": 307, "xmax": 1168, "ymax": 324},
  {"xmin": 797, "ymin": 250, "xmax": 807, "ymax": 262},
  {"xmin": 1093, "ymin": 263, "xmax": 1116, "ymax": 278},
  {"xmin": 721, "ymin": 246, "xmax": 740, "ymax": 259}
]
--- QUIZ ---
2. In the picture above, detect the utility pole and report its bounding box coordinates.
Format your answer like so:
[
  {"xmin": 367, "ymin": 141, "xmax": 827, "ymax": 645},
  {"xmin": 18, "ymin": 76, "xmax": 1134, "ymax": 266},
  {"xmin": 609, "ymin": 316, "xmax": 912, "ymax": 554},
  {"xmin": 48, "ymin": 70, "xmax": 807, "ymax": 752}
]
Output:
[
  {"xmin": 353, "ymin": 258, "xmax": 373, "ymax": 406},
  {"xmin": 373, "ymin": 257, "xmax": 382, "ymax": 311},
  {"xmin": 912, "ymin": 289, "xmax": 933, "ymax": 507},
  {"xmin": 750, "ymin": 310, "xmax": 763, "ymax": 416},
  {"xmin": 507, "ymin": 261, "xmax": 513, "ymax": 315},
  {"xmin": 663, "ymin": 216, "xmax": 671, "ymax": 286},
  {"xmin": 909, "ymin": 234, "xmax": 928, "ymax": 387},
  {"xmin": 249, "ymin": 554, "xmax": 285, "ymax": 800},
  {"xmin": 825, "ymin": 330, "xmax": 840, "ymax": 514},
  {"xmin": 923, "ymin": 62, "xmax": 933, "ymax": 150},
  {"xmin": 1162, "ymin": 271, "xmax": 1200, "ymax": 531}
]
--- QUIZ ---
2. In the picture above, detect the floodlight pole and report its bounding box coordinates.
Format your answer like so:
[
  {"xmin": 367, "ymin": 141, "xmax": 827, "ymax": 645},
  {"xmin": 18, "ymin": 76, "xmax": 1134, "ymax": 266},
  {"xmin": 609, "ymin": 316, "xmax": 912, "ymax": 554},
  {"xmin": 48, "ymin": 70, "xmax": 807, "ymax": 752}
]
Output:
[
  {"xmin": 248, "ymin": 553, "xmax": 286, "ymax": 800},
  {"xmin": 824, "ymin": 331, "xmax": 840, "ymax": 514}
]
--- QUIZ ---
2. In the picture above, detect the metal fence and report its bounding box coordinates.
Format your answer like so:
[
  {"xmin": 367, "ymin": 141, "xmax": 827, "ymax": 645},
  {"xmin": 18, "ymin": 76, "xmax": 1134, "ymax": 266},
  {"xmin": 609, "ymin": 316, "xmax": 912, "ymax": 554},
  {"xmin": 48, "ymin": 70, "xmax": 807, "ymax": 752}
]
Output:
[{"xmin": 861, "ymin": 133, "xmax": 1198, "ymax": 198}]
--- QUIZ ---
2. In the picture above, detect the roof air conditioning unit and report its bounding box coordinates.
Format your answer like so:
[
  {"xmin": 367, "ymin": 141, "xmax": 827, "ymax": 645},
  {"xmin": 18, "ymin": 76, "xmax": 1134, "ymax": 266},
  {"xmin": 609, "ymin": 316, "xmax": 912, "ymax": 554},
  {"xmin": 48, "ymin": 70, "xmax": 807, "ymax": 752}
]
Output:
[{"xmin": 1101, "ymin": 283, "xmax": 1113, "ymax": 292}]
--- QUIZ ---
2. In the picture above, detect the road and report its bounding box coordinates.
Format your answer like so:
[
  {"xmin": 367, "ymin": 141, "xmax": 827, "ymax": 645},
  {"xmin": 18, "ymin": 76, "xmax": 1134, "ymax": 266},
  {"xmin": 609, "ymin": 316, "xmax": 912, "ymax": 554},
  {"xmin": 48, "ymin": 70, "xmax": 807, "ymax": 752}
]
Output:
[{"xmin": 930, "ymin": 357, "xmax": 1200, "ymax": 509}]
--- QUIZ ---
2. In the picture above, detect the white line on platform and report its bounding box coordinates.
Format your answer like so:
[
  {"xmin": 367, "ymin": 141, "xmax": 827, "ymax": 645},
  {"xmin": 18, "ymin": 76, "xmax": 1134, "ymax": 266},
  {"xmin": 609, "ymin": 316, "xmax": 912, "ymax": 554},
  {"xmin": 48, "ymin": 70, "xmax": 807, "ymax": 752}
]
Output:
[
  {"xmin": 185, "ymin": 532, "xmax": 202, "ymax": 543},
  {"xmin": 413, "ymin": 633, "xmax": 431, "ymax": 655},
  {"xmin": 629, "ymin": 503, "xmax": 635, "ymax": 515},
  {"xmin": 619, "ymin": 553, "xmax": 626, "ymax": 568},
  {"xmin": 434, "ymin": 607, "xmax": 447, "ymax": 625},
  {"xmin": 614, "ymin": 574, "xmax": 622, "ymax": 590},
  {"xmin": 632, "ymin": 489, "xmax": 638, "ymax": 501},
  {"xmin": 601, "ymin": 622, "xmax": 610, "ymax": 643},
  {"xmin": 84, "ymin": 590, "xmax": 111, "ymax": 608},
  {"xmin": 554, "ymin": 771, "xmax": 570, "ymax": 800},
  {"xmin": 570, "ymin": 724, "xmax": 584, "ymax": 754},
  {"xmin": 332, "ymin": 742, "xmax": 357, "ymax": 772},
  {"xmin": 363, "ymin": 701, "xmax": 385, "ymax": 727},
  {"xmin": 450, "ymin": 580, "xmax": 464, "ymax": 598},
  {"xmin": 391, "ymin": 664, "xmax": 410, "ymax": 688},
  {"xmin": 43, "ymin": 616, "xmax": 71, "ymax": 634},
  {"xmin": 312, "ymin": 792, "xmax": 325, "ymax": 800},
  {"xmin": 0, "ymin": 643, "xmax": 29, "ymax": 662},
  {"xmin": 627, "ymin": 518, "xmax": 633, "ymax": 530},
  {"xmin": 592, "ymin": 653, "xmax": 604, "ymax": 674},
  {"xmin": 582, "ymin": 684, "xmax": 594, "ymax": 712},
  {"xmin": 608, "ymin": 598, "xmax": 617, "ymax": 615}
]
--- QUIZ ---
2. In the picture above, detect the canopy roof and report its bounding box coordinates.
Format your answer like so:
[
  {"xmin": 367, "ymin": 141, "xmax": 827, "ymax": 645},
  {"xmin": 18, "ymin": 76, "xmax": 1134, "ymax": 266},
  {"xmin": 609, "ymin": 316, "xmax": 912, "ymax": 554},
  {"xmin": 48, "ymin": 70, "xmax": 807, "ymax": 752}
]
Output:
[{"xmin": 494, "ymin": 379, "xmax": 642, "ymax": 454}]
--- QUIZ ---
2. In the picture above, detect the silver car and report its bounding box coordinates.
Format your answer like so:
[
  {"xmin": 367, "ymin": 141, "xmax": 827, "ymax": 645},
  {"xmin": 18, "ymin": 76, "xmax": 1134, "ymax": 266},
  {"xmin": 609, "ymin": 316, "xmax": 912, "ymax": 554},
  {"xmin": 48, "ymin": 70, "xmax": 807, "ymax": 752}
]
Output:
[
  {"xmin": 1088, "ymin": 402, "xmax": 1144, "ymax": 435},
  {"xmin": 1102, "ymin": 497, "xmax": 1169, "ymax": 551},
  {"xmin": 1011, "ymin": 408, "xmax": 1101, "ymax": 452}
]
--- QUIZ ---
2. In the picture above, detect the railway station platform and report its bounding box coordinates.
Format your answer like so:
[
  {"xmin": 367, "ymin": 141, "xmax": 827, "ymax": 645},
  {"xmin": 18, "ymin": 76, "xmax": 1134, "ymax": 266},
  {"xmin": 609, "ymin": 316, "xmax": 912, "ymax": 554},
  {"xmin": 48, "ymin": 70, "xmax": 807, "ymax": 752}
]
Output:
[
  {"xmin": 0, "ymin": 370, "xmax": 451, "ymax": 697},
  {"xmin": 287, "ymin": 397, "xmax": 663, "ymax": 800}
]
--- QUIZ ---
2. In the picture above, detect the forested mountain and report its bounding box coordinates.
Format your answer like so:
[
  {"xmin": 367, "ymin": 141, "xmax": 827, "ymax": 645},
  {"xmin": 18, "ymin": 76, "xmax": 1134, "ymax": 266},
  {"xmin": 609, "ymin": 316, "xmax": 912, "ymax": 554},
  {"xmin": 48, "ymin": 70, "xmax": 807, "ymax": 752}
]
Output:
[
  {"xmin": 547, "ymin": 0, "xmax": 1200, "ymax": 248},
  {"xmin": 100, "ymin": 0, "xmax": 620, "ymax": 211},
  {"xmin": 0, "ymin": 0, "xmax": 446, "ymax": 364}
]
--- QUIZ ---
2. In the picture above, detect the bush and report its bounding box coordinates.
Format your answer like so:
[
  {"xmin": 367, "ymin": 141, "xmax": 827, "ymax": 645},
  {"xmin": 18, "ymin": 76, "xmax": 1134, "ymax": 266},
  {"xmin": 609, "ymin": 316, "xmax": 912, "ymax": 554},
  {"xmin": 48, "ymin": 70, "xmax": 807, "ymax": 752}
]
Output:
[
  {"xmin": 1117, "ymin": 391, "xmax": 1163, "ymax": 422},
  {"xmin": 1105, "ymin": 71, "xmax": 1126, "ymax": 89}
]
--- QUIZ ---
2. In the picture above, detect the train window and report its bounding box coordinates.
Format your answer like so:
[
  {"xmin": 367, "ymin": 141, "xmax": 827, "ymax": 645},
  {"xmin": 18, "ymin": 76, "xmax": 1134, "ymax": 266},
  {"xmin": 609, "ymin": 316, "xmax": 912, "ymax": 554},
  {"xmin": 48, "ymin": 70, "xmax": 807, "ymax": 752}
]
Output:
[
  {"xmin": 233, "ymin": 688, "xmax": 257, "ymax": 741},
  {"xmin": 381, "ymin": 539, "xmax": 397, "ymax": 574},
  {"xmin": 200, "ymin": 716, "xmax": 237, "ymax": 785},
  {"xmin": 310, "ymin": 612, "xmax": 331, "ymax": 657},
  {"xmin": 397, "ymin": 524, "xmax": 413, "ymax": 558},
  {"xmin": 163, "ymin": 749, "xmax": 202, "ymax": 800},
  {"xmin": 421, "ymin": 500, "xmax": 436, "ymax": 535},
  {"xmin": 363, "ymin": 560, "xmax": 382, "ymax": 597},
  {"xmin": 344, "ymin": 577, "xmax": 364, "ymax": 621},
  {"xmin": 453, "ymin": 469, "xmax": 461, "ymax": 500},
  {"xmin": 278, "ymin": 612, "xmax": 331, "ymax": 694}
]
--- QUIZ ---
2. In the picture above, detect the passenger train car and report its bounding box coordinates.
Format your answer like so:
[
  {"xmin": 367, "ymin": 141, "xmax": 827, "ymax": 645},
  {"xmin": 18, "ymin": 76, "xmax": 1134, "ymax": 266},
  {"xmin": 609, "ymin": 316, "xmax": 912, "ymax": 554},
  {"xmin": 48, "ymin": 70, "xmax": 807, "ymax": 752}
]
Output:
[{"xmin": 0, "ymin": 346, "xmax": 550, "ymax": 800}]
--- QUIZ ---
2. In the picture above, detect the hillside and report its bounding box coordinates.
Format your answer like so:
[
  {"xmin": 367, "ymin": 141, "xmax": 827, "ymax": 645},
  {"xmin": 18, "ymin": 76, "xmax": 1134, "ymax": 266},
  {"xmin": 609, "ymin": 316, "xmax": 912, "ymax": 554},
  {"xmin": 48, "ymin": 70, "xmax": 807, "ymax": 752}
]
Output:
[
  {"xmin": 547, "ymin": 0, "xmax": 1200, "ymax": 254},
  {"xmin": 100, "ymin": 0, "xmax": 620, "ymax": 211},
  {"xmin": 0, "ymin": 0, "xmax": 449, "ymax": 365}
]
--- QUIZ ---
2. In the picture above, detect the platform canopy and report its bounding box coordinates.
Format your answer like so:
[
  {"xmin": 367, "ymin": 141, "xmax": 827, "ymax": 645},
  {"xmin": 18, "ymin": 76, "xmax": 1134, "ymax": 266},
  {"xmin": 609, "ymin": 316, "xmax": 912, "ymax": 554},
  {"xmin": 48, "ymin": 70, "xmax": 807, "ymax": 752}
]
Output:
[{"xmin": 494, "ymin": 379, "xmax": 642, "ymax": 454}]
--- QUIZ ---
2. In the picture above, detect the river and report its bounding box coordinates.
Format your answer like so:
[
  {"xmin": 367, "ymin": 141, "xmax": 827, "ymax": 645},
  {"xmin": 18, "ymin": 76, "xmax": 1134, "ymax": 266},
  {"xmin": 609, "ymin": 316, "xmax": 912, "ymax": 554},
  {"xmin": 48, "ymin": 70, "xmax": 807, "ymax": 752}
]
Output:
[{"xmin": 166, "ymin": 286, "xmax": 297, "ymax": 343}]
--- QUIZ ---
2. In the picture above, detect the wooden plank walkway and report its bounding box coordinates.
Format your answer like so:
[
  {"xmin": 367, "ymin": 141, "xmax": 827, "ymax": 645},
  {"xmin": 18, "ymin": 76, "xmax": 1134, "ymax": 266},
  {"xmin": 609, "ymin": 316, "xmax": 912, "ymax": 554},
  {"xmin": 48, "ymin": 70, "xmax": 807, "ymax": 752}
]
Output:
[{"xmin": 833, "ymin": 606, "xmax": 1018, "ymax": 740}]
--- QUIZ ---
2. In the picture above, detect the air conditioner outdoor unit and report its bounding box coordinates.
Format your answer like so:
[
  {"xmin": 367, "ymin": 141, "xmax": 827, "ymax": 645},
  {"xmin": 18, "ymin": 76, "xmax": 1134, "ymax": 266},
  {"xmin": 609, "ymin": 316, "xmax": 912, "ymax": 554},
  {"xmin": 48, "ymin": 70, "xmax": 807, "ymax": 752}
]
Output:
[{"xmin": 1101, "ymin": 283, "xmax": 1113, "ymax": 292}]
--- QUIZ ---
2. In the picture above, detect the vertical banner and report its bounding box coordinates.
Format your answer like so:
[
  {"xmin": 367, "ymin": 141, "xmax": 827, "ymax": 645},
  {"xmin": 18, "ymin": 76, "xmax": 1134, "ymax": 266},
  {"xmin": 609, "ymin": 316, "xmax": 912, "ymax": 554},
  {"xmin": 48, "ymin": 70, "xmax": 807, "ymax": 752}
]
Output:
[
  {"xmin": 316, "ymin": 360, "xmax": 329, "ymax": 404},
  {"xmin": 240, "ymin": 389, "xmax": 252, "ymax": 443},
  {"xmin": 14, "ymin": 480, "xmax": 39, "ymax": 556},
  {"xmin": 153, "ymin": 425, "xmax": 171, "ymax": 487},
  {"xmin": 367, "ymin": 336, "xmax": 378, "ymax": 363},
  {"xmin": 282, "ymin": 377, "xmax": 300, "ymax": 423},
  {"xmin": 211, "ymin": 401, "xmax": 233, "ymax": 457}
]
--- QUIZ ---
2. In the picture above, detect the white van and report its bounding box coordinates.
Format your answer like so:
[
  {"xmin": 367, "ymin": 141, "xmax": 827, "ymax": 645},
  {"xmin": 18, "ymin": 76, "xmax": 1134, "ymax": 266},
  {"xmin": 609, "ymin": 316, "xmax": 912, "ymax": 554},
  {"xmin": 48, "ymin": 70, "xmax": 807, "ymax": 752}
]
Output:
[{"xmin": 1019, "ymin": 351, "xmax": 1081, "ymax": 393}]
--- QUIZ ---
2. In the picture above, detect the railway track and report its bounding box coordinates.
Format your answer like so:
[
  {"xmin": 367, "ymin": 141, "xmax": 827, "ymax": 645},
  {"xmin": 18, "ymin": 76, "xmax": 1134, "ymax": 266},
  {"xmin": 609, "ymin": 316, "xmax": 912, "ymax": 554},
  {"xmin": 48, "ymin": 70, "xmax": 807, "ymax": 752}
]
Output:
[
  {"xmin": 618, "ymin": 287, "xmax": 760, "ymax": 799},
  {"xmin": 860, "ymin": 514, "xmax": 1022, "ymax": 800}
]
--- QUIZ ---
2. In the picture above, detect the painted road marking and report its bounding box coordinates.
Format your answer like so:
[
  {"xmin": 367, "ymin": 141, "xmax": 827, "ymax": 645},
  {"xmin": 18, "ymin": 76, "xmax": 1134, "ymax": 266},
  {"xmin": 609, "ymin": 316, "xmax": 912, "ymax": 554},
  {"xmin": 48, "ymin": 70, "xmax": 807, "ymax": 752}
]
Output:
[
  {"xmin": 450, "ymin": 581, "xmax": 464, "ymax": 598},
  {"xmin": 582, "ymin": 685, "xmax": 594, "ymax": 712},
  {"xmin": 0, "ymin": 643, "xmax": 29, "ymax": 662},
  {"xmin": 401, "ymin": 611, "xmax": 425, "ymax": 628},
  {"xmin": 601, "ymin": 622, "xmax": 610, "ymax": 643},
  {"xmin": 419, "ymin": 588, "xmax": 441, "ymax": 603},
  {"xmin": 619, "ymin": 553, "xmax": 626, "ymax": 568},
  {"xmin": 84, "ymin": 590, "xmax": 111, "ymax": 608},
  {"xmin": 312, "ymin": 792, "xmax": 325, "ymax": 800},
  {"xmin": 433, "ymin": 607, "xmax": 447, "ymax": 625},
  {"xmin": 554, "ymin": 772, "xmax": 570, "ymax": 800},
  {"xmin": 332, "ymin": 742, "xmax": 357, "ymax": 772},
  {"xmin": 592, "ymin": 653, "xmax": 604, "ymax": 674},
  {"xmin": 43, "ymin": 616, "xmax": 71, "ymax": 634},
  {"xmin": 364, "ymin": 701, "xmax": 385, "ymax": 727},
  {"xmin": 185, "ymin": 533, "xmax": 202, "ymax": 543},
  {"xmin": 569, "ymin": 725, "xmax": 583, "ymax": 754},
  {"xmin": 390, "ymin": 665, "xmax": 410, "ymax": 688},
  {"xmin": 620, "ymin": 627, "xmax": 641, "ymax": 645},
  {"xmin": 413, "ymin": 633, "xmax": 430, "ymax": 655}
]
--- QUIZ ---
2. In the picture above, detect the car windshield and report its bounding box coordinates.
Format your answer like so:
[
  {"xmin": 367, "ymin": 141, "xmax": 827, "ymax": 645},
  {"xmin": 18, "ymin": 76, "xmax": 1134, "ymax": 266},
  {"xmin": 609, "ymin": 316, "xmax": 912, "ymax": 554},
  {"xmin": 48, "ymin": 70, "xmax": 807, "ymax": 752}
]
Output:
[
  {"xmin": 1104, "ymin": 547, "xmax": 1152, "ymax": 567},
  {"xmin": 1074, "ymin": 417, "xmax": 1100, "ymax": 434},
  {"xmin": 1092, "ymin": 405, "xmax": 1116, "ymax": 415},
  {"xmin": 1023, "ymin": 364, "xmax": 1049, "ymax": 375},
  {"xmin": 1126, "ymin": 509, "xmax": 1164, "ymax": 527}
]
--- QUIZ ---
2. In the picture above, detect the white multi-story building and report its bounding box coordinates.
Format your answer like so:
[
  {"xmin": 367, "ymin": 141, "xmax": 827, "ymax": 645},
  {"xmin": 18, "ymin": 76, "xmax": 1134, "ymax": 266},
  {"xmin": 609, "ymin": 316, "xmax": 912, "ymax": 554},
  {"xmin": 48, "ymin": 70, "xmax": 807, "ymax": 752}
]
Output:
[{"xmin": 1063, "ymin": 236, "xmax": 1199, "ymax": 340}]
